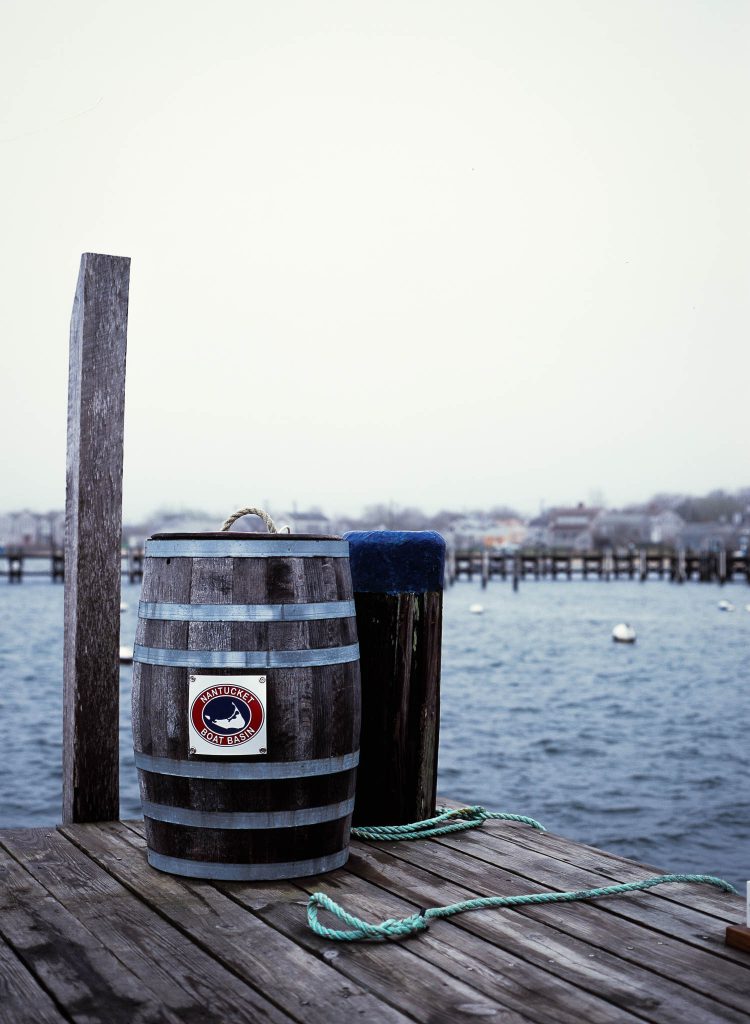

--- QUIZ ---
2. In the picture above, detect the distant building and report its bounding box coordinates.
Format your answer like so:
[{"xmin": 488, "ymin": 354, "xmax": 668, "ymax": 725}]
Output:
[
  {"xmin": 481, "ymin": 518, "xmax": 528, "ymax": 550},
  {"xmin": 0, "ymin": 509, "xmax": 65, "ymax": 548},
  {"xmin": 542, "ymin": 504, "xmax": 602, "ymax": 550},
  {"xmin": 446, "ymin": 515, "xmax": 494, "ymax": 550},
  {"xmin": 648, "ymin": 510, "xmax": 684, "ymax": 545},
  {"xmin": 591, "ymin": 510, "xmax": 649, "ymax": 548},
  {"xmin": 679, "ymin": 522, "xmax": 742, "ymax": 553},
  {"xmin": 446, "ymin": 515, "xmax": 528, "ymax": 551}
]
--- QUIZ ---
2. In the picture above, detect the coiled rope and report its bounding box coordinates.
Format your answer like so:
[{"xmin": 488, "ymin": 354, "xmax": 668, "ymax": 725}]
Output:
[{"xmin": 308, "ymin": 806, "xmax": 737, "ymax": 942}]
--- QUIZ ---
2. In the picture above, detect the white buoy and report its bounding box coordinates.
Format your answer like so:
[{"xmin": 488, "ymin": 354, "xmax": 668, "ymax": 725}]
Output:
[
  {"xmin": 718, "ymin": 599, "xmax": 735, "ymax": 612},
  {"xmin": 745, "ymin": 604, "xmax": 750, "ymax": 613},
  {"xmin": 612, "ymin": 623, "xmax": 636, "ymax": 643},
  {"xmin": 469, "ymin": 603, "xmax": 484, "ymax": 614},
  {"xmin": 120, "ymin": 601, "xmax": 129, "ymax": 613},
  {"xmin": 119, "ymin": 645, "xmax": 133, "ymax": 664}
]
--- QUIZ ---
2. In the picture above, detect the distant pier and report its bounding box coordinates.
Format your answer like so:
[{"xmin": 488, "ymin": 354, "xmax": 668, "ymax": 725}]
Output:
[
  {"xmin": 0, "ymin": 546, "xmax": 145, "ymax": 583},
  {"xmin": 446, "ymin": 547, "xmax": 750, "ymax": 587},
  {"xmin": 3, "ymin": 545, "xmax": 748, "ymax": 587}
]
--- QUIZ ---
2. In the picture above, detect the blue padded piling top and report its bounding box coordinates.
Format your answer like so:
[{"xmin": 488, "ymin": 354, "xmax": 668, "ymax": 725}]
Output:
[{"xmin": 344, "ymin": 531, "xmax": 446, "ymax": 594}]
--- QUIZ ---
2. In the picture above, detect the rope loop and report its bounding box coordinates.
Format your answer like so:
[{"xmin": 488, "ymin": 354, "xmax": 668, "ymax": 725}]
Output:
[
  {"xmin": 220, "ymin": 507, "xmax": 290, "ymax": 534},
  {"xmin": 350, "ymin": 805, "xmax": 545, "ymax": 842},
  {"xmin": 307, "ymin": 892, "xmax": 429, "ymax": 942}
]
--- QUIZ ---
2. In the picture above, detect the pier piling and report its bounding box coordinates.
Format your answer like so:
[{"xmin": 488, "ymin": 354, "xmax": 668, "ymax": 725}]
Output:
[
  {"xmin": 63, "ymin": 253, "xmax": 130, "ymax": 824},
  {"xmin": 345, "ymin": 531, "xmax": 445, "ymax": 825}
]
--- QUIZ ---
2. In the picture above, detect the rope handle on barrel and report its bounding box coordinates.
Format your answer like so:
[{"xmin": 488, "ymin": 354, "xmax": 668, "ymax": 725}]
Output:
[
  {"xmin": 307, "ymin": 805, "xmax": 738, "ymax": 942},
  {"xmin": 220, "ymin": 507, "xmax": 291, "ymax": 533}
]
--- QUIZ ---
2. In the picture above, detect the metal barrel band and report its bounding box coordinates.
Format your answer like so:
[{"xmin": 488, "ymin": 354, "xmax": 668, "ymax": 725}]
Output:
[
  {"xmin": 133, "ymin": 642, "xmax": 360, "ymax": 669},
  {"xmin": 134, "ymin": 750, "xmax": 360, "ymax": 780},
  {"xmin": 148, "ymin": 848, "xmax": 350, "ymax": 881},
  {"xmin": 145, "ymin": 539, "xmax": 350, "ymax": 558},
  {"xmin": 138, "ymin": 600, "xmax": 357, "ymax": 622},
  {"xmin": 142, "ymin": 797, "xmax": 355, "ymax": 829}
]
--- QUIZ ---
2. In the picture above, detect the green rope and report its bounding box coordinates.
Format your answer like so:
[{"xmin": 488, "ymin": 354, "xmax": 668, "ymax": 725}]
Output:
[
  {"xmin": 308, "ymin": 874, "xmax": 738, "ymax": 943},
  {"xmin": 307, "ymin": 806, "xmax": 738, "ymax": 942},
  {"xmin": 350, "ymin": 804, "xmax": 546, "ymax": 841}
]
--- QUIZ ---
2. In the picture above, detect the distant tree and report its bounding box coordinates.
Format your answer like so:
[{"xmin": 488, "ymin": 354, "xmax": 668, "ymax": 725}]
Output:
[
  {"xmin": 676, "ymin": 489, "xmax": 744, "ymax": 523},
  {"xmin": 487, "ymin": 504, "xmax": 521, "ymax": 520}
]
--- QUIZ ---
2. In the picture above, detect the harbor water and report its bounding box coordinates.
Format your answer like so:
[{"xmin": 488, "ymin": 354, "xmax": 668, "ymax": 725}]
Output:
[{"xmin": 0, "ymin": 577, "xmax": 747, "ymax": 888}]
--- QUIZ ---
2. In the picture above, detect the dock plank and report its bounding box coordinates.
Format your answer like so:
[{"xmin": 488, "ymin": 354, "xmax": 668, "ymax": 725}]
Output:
[
  {"xmin": 429, "ymin": 822, "xmax": 748, "ymax": 967},
  {"xmin": 1, "ymin": 828, "xmax": 294, "ymax": 1024},
  {"xmin": 287, "ymin": 860, "xmax": 648, "ymax": 1024},
  {"xmin": 0, "ymin": 839, "xmax": 177, "ymax": 1024},
  {"xmin": 458, "ymin": 815, "xmax": 741, "ymax": 922},
  {"xmin": 436, "ymin": 800, "xmax": 741, "ymax": 923},
  {"xmin": 343, "ymin": 840, "xmax": 750, "ymax": 1023},
  {"xmin": 227, "ymin": 879, "xmax": 535, "ymax": 1024},
  {"xmin": 59, "ymin": 820, "xmax": 414, "ymax": 1024},
  {"xmin": 0, "ymin": 937, "xmax": 68, "ymax": 1024}
]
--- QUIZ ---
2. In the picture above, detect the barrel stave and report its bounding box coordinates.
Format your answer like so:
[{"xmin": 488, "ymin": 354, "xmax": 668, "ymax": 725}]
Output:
[
  {"xmin": 132, "ymin": 664, "xmax": 186, "ymax": 760},
  {"xmin": 139, "ymin": 769, "xmax": 356, "ymax": 813},
  {"xmin": 139, "ymin": 556, "xmax": 192, "ymax": 603},
  {"xmin": 144, "ymin": 816, "xmax": 352, "ymax": 865}
]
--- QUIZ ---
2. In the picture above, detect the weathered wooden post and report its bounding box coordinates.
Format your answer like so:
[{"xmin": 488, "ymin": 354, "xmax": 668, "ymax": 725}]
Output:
[
  {"xmin": 63, "ymin": 253, "xmax": 130, "ymax": 823},
  {"xmin": 718, "ymin": 548, "xmax": 727, "ymax": 585},
  {"xmin": 677, "ymin": 547, "xmax": 687, "ymax": 583},
  {"xmin": 345, "ymin": 531, "xmax": 445, "ymax": 825},
  {"xmin": 638, "ymin": 548, "xmax": 647, "ymax": 582},
  {"xmin": 7, "ymin": 549, "xmax": 23, "ymax": 583}
]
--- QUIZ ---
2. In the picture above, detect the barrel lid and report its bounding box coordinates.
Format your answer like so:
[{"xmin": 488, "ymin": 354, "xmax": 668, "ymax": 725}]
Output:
[{"xmin": 150, "ymin": 532, "xmax": 343, "ymax": 542}]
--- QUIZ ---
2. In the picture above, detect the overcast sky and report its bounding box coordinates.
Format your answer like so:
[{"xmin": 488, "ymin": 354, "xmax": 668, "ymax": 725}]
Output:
[{"xmin": 1, "ymin": 0, "xmax": 747, "ymax": 520}]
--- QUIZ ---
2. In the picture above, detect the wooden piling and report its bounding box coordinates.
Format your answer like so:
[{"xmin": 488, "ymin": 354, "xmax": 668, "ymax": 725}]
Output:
[
  {"xmin": 127, "ymin": 546, "xmax": 144, "ymax": 582},
  {"xmin": 51, "ymin": 550, "xmax": 64, "ymax": 582},
  {"xmin": 7, "ymin": 549, "xmax": 23, "ymax": 583},
  {"xmin": 345, "ymin": 531, "xmax": 445, "ymax": 825},
  {"xmin": 718, "ymin": 549, "xmax": 727, "ymax": 585},
  {"xmin": 63, "ymin": 253, "xmax": 130, "ymax": 824}
]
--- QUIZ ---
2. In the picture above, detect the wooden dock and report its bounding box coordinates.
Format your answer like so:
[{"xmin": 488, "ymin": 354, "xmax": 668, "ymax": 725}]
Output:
[{"xmin": 1, "ymin": 810, "xmax": 747, "ymax": 1024}]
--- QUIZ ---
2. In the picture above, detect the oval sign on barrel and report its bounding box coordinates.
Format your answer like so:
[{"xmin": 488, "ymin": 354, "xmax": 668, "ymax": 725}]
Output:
[{"xmin": 131, "ymin": 527, "xmax": 361, "ymax": 880}]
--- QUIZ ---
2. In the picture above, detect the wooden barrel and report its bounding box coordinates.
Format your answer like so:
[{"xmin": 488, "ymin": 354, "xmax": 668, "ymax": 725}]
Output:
[{"xmin": 131, "ymin": 532, "xmax": 361, "ymax": 880}]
